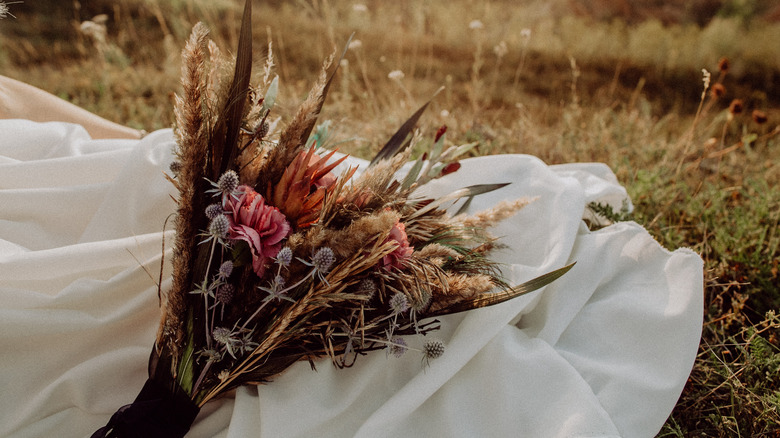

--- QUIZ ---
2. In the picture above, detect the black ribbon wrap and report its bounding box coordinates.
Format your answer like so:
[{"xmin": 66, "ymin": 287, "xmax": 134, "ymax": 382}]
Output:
[{"xmin": 92, "ymin": 378, "xmax": 200, "ymax": 438}]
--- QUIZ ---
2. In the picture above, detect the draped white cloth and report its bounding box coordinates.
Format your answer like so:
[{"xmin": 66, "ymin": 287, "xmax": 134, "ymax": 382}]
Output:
[{"xmin": 0, "ymin": 120, "xmax": 702, "ymax": 438}]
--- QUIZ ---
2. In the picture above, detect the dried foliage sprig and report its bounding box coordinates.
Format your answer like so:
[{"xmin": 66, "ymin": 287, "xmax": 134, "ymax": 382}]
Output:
[{"xmin": 95, "ymin": 2, "xmax": 572, "ymax": 436}]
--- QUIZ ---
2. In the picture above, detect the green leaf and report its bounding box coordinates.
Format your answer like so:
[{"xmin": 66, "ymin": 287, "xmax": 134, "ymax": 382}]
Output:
[
  {"xmin": 401, "ymin": 157, "xmax": 425, "ymax": 191},
  {"xmin": 177, "ymin": 308, "xmax": 196, "ymax": 395}
]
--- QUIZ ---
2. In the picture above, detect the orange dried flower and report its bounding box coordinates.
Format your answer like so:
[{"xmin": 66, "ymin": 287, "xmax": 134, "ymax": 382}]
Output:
[{"xmin": 268, "ymin": 147, "xmax": 351, "ymax": 228}]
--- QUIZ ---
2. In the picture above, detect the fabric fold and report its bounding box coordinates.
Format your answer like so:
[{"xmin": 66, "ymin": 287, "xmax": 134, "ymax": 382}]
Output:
[{"xmin": 0, "ymin": 121, "xmax": 703, "ymax": 438}]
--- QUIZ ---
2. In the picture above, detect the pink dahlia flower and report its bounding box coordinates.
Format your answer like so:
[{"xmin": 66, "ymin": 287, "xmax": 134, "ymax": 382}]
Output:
[
  {"xmin": 381, "ymin": 220, "xmax": 413, "ymax": 270},
  {"xmin": 224, "ymin": 185, "xmax": 290, "ymax": 277}
]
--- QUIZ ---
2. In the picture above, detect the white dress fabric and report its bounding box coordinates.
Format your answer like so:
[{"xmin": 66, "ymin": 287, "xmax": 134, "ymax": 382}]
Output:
[{"xmin": 0, "ymin": 120, "xmax": 703, "ymax": 438}]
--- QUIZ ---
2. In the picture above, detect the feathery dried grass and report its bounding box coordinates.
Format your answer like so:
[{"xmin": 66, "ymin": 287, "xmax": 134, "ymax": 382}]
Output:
[
  {"xmin": 258, "ymin": 55, "xmax": 334, "ymax": 190},
  {"xmin": 457, "ymin": 197, "xmax": 536, "ymax": 229},
  {"xmin": 164, "ymin": 22, "xmax": 210, "ymax": 350}
]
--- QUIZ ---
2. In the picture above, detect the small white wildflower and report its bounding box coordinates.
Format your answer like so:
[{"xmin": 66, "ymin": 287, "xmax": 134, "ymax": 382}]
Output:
[
  {"xmin": 468, "ymin": 19, "xmax": 484, "ymax": 30},
  {"xmin": 440, "ymin": 109, "xmax": 450, "ymax": 118},
  {"xmin": 79, "ymin": 20, "xmax": 107, "ymax": 42},
  {"xmin": 387, "ymin": 70, "xmax": 405, "ymax": 81},
  {"xmin": 521, "ymin": 28, "xmax": 532, "ymax": 39},
  {"xmin": 352, "ymin": 3, "xmax": 368, "ymax": 12},
  {"xmin": 348, "ymin": 39, "xmax": 363, "ymax": 51},
  {"xmin": 493, "ymin": 41, "xmax": 508, "ymax": 58},
  {"xmin": 0, "ymin": 1, "xmax": 20, "ymax": 20}
]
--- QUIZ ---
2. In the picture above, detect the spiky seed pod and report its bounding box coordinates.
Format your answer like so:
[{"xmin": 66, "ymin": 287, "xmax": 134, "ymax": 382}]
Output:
[
  {"xmin": 205, "ymin": 203, "xmax": 223, "ymax": 220},
  {"xmin": 217, "ymin": 170, "xmax": 239, "ymax": 194},
  {"xmin": 389, "ymin": 292, "xmax": 410, "ymax": 315},
  {"xmin": 209, "ymin": 215, "xmax": 230, "ymax": 239},
  {"xmin": 218, "ymin": 261, "xmax": 234, "ymax": 279},
  {"xmin": 276, "ymin": 247, "xmax": 293, "ymax": 267},
  {"xmin": 312, "ymin": 247, "xmax": 335, "ymax": 274},
  {"xmin": 423, "ymin": 340, "xmax": 445, "ymax": 360},
  {"xmin": 216, "ymin": 284, "xmax": 234, "ymax": 305},
  {"xmin": 389, "ymin": 337, "xmax": 408, "ymax": 358}
]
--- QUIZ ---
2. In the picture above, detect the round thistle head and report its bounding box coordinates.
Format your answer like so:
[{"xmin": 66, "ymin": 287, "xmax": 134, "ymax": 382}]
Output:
[
  {"xmin": 216, "ymin": 284, "xmax": 234, "ymax": 305},
  {"xmin": 423, "ymin": 340, "xmax": 445, "ymax": 361},
  {"xmin": 312, "ymin": 247, "xmax": 335, "ymax": 273},
  {"xmin": 169, "ymin": 160, "xmax": 182, "ymax": 175},
  {"xmin": 411, "ymin": 289, "xmax": 432, "ymax": 312},
  {"xmin": 273, "ymin": 274, "xmax": 286, "ymax": 291},
  {"xmin": 276, "ymin": 247, "xmax": 293, "ymax": 267},
  {"xmin": 217, "ymin": 170, "xmax": 240, "ymax": 194},
  {"xmin": 389, "ymin": 292, "xmax": 409, "ymax": 315},
  {"xmin": 212, "ymin": 327, "xmax": 233, "ymax": 346},
  {"xmin": 358, "ymin": 278, "xmax": 377, "ymax": 299},
  {"xmin": 205, "ymin": 203, "xmax": 224, "ymax": 220},
  {"xmin": 218, "ymin": 261, "xmax": 234, "ymax": 279},
  {"xmin": 389, "ymin": 337, "xmax": 408, "ymax": 358},
  {"xmin": 209, "ymin": 214, "xmax": 230, "ymax": 239}
]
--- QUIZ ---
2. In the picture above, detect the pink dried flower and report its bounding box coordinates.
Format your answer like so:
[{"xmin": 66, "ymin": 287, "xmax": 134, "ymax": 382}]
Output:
[
  {"xmin": 224, "ymin": 185, "xmax": 291, "ymax": 277},
  {"xmin": 381, "ymin": 220, "xmax": 413, "ymax": 270}
]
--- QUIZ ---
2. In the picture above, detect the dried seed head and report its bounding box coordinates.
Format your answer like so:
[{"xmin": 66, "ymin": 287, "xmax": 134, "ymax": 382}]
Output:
[
  {"xmin": 217, "ymin": 170, "xmax": 240, "ymax": 194},
  {"xmin": 358, "ymin": 278, "xmax": 377, "ymax": 299},
  {"xmin": 254, "ymin": 120, "xmax": 270, "ymax": 139},
  {"xmin": 312, "ymin": 247, "xmax": 335, "ymax": 273},
  {"xmin": 389, "ymin": 337, "xmax": 408, "ymax": 358},
  {"xmin": 276, "ymin": 246, "xmax": 293, "ymax": 267},
  {"xmin": 212, "ymin": 327, "xmax": 233, "ymax": 345},
  {"xmin": 752, "ymin": 109, "xmax": 768, "ymax": 124},
  {"xmin": 729, "ymin": 99, "xmax": 744, "ymax": 115},
  {"xmin": 216, "ymin": 283, "xmax": 234, "ymax": 304},
  {"xmin": 710, "ymin": 83, "xmax": 726, "ymax": 98},
  {"xmin": 423, "ymin": 340, "xmax": 445, "ymax": 361},
  {"xmin": 718, "ymin": 57, "xmax": 729, "ymax": 73},
  {"xmin": 205, "ymin": 203, "xmax": 224, "ymax": 220},
  {"xmin": 209, "ymin": 215, "xmax": 230, "ymax": 239},
  {"xmin": 218, "ymin": 261, "xmax": 234, "ymax": 279},
  {"xmin": 169, "ymin": 160, "xmax": 183, "ymax": 175},
  {"xmin": 389, "ymin": 292, "xmax": 409, "ymax": 315}
]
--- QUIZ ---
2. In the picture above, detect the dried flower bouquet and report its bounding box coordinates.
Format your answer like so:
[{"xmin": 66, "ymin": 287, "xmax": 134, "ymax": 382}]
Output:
[{"xmin": 93, "ymin": 2, "xmax": 572, "ymax": 436}]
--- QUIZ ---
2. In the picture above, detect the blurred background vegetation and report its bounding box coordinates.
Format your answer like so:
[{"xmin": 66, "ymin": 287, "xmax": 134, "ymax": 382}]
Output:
[{"xmin": 2, "ymin": 0, "xmax": 779, "ymax": 436}]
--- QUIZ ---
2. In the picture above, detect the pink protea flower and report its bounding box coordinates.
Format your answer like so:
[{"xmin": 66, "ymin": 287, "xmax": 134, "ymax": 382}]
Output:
[
  {"xmin": 381, "ymin": 220, "xmax": 413, "ymax": 270},
  {"xmin": 224, "ymin": 185, "xmax": 291, "ymax": 277}
]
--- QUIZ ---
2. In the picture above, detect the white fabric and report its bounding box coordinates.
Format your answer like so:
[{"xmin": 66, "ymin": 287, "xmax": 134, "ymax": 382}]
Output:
[{"xmin": 0, "ymin": 120, "xmax": 702, "ymax": 438}]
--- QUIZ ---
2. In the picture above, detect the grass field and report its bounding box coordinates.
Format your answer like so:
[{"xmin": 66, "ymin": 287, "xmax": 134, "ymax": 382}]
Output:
[{"xmin": 2, "ymin": 0, "xmax": 780, "ymax": 435}]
